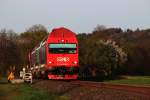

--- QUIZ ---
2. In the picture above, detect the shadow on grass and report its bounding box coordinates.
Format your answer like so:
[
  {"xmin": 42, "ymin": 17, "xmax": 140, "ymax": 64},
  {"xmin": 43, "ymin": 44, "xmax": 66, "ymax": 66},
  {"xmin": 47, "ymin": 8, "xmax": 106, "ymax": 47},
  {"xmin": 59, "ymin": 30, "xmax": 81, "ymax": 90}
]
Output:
[
  {"xmin": 0, "ymin": 78, "xmax": 8, "ymax": 84},
  {"xmin": 0, "ymin": 82, "xmax": 8, "ymax": 84},
  {"xmin": 78, "ymin": 75, "xmax": 130, "ymax": 82},
  {"xmin": 78, "ymin": 76, "xmax": 105, "ymax": 82}
]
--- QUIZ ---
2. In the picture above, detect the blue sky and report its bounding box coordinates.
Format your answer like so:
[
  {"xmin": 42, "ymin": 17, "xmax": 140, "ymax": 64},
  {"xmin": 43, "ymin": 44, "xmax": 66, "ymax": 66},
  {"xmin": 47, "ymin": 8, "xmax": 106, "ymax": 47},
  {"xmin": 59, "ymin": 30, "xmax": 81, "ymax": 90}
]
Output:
[{"xmin": 0, "ymin": 0, "xmax": 150, "ymax": 33}]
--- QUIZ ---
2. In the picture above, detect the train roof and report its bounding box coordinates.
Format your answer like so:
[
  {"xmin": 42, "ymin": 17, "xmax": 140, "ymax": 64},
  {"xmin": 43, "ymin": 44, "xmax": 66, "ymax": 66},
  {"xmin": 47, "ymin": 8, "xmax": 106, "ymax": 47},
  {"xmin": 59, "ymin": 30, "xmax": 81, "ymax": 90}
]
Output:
[
  {"xmin": 47, "ymin": 27, "xmax": 77, "ymax": 43},
  {"xmin": 49, "ymin": 27, "xmax": 76, "ymax": 37}
]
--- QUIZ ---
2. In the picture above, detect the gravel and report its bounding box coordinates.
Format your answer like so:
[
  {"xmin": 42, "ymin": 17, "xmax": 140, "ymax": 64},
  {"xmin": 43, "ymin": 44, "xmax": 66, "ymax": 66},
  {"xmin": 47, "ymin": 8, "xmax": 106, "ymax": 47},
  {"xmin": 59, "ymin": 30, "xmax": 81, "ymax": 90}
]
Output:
[{"xmin": 32, "ymin": 80, "xmax": 150, "ymax": 100}]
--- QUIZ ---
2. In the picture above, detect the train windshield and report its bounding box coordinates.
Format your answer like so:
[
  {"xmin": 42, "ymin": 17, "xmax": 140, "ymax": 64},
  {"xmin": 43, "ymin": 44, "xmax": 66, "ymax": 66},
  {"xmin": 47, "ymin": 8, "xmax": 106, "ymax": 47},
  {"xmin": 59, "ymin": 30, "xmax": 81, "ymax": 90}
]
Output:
[{"xmin": 49, "ymin": 43, "xmax": 77, "ymax": 54}]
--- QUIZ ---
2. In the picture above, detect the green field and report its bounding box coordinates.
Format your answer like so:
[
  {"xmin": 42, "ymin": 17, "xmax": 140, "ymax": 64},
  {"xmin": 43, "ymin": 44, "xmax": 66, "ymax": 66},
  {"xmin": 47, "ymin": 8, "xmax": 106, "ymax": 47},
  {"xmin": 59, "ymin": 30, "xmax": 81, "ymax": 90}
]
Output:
[
  {"xmin": 105, "ymin": 76, "xmax": 150, "ymax": 86},
  {"xmin": 0, "ymin": 78, "xmax": 68, "ymax": 100}
]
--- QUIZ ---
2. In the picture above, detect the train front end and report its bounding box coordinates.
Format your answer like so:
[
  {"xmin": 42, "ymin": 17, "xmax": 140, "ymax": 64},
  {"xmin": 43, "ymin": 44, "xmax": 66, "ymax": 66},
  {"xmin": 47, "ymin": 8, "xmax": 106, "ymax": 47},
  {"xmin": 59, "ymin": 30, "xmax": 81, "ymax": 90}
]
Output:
[{"xmin": 46, "ymin": 28, "xmax": 79, "ymax": 79}]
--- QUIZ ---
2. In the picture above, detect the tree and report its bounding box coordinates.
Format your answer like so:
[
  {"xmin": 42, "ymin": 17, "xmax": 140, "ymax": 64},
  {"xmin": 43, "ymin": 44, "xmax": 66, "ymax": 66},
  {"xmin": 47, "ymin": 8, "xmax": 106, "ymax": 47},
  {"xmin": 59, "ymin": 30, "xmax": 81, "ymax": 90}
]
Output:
[
  {"xmin": 93, "ymin": 25, "xmax": 106, "ymax": 33},
  {"xmin": 19, "ymin": 24, "xmax": 48, "ymax": 65},
  {"xmin": 78, "ymin": 32, "xmax": 127, "ymax": 80},
  {"xmin": 0, "ymin": 29, "xmax": 21, "ymax": 76}
]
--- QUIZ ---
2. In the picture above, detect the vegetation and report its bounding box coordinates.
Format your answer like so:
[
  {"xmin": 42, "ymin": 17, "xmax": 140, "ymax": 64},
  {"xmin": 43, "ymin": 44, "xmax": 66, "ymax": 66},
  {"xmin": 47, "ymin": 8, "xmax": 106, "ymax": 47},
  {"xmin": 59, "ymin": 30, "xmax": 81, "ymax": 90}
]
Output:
[
  {"xmin": 78, "ymin": 38, "xmax": 127, "ymax": 80},
  {"xmin": 0, "ymin": 79, "xmax": 67, "ymax": 100},
  {"xmin": 0, "ymin": 24, "xmax": 150, "ymax": 80},
  {"xmin": 0, "ymin": 24, "xmax": 48, "ymax": 76},
  {"xmin": 78, "ymin": 25, "xmax": 150, "ymax": 80},
  {"xmin": 15, "ymin": 84, "xmax": 59, "ymax": 100},
  {"xmin": 105, "ymin": 76, "xmax": 150, "ymax": 86}
]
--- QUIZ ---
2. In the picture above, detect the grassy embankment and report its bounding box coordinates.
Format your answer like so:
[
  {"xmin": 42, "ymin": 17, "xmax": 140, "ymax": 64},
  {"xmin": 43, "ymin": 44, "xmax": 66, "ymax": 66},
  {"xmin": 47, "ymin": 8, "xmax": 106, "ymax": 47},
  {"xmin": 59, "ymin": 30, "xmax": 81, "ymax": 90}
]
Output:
[
  {"xmin": 105, "ymin": 76, "xmax": 150, "ymax": 86},
  {"xmin": 0, "ymin": 78, "xmax": 68, "ymax": 100}
]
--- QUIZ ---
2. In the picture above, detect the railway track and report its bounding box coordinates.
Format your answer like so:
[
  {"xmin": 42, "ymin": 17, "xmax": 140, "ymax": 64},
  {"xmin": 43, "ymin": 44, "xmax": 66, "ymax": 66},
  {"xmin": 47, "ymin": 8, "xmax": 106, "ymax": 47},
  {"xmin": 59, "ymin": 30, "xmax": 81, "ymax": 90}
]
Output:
[
  {"xmin": 33, "ymin": 80, "xmax": 150, "ymax": 100},
  {"xmin": 33, "ymin": 79, "xmax": 150, "ymax": 96},
  {"xmin": 70, "ymin": 81, "xmax": 150, "ymax": 97}
]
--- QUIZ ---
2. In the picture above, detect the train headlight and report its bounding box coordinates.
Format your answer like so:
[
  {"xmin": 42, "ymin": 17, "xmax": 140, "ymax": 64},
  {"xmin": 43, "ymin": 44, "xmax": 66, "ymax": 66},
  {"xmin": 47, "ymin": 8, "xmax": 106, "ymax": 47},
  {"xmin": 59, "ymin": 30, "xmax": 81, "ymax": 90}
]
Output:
[
  {"xmin": 73, "ymin": 61, "xmax": 78, "ymax": 64},
  {"xmin": 49, "ymin": 61, "xmax": 52, "ymax": 64},
  {"xmin": 61, "ymin": 39, "xmax": 64, "ymax": 42}
]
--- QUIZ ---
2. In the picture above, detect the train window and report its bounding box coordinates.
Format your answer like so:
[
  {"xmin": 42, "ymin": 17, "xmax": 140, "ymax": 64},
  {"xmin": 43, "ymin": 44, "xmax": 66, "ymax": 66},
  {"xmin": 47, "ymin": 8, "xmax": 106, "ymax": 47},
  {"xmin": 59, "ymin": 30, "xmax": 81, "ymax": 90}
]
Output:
[
  {"xmin": 49, "ymin": 43, "xmax": 77, "ymax": 54},
  {"xmin": 50, "ymin": 44, "xmax": 76, "ymax": 48}
]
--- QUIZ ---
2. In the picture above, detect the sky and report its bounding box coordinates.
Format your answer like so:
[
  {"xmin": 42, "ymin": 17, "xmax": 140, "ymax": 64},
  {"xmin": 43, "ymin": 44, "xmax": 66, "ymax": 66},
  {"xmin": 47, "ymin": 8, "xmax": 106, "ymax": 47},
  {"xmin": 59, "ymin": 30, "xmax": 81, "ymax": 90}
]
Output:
[{"xmin": 0, "ymin": 0, "xmax": 150, "ymax": 33}]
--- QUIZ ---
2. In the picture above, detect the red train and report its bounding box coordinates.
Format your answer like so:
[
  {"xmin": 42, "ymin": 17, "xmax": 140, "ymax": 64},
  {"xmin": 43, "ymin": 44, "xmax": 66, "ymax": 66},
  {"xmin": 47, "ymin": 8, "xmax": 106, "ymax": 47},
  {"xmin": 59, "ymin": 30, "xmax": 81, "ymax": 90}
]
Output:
[{"xmin": 29, "ymin": 27, "xmax": 79, "ymax": 79}]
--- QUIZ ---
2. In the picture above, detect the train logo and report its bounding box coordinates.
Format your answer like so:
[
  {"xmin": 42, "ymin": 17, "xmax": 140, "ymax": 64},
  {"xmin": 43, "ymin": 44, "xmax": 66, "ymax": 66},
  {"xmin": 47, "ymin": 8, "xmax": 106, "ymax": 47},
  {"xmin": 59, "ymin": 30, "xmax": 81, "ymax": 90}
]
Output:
[{"xmin": 57, "ymin": 57, "xmax": 70, "ymax": 62}]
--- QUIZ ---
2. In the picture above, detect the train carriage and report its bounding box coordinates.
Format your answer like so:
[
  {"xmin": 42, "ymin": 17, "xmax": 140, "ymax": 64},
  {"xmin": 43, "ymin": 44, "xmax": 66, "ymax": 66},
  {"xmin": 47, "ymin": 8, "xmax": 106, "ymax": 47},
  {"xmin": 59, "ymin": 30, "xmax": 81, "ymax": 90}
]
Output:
[{"xmin": 29, "ymin": 27, "xmax": 79, "ymax": 79}]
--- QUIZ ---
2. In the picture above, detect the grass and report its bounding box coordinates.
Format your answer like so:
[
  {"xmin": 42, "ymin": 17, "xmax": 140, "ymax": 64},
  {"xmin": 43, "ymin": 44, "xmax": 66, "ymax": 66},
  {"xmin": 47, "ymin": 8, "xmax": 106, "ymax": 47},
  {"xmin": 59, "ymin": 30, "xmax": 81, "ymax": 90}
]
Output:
[
  {"xmin": 0, "ymin": 78, "xmax": 68, "ymax": 100},
  {"xmin": 15, "ymin": 84, "xmax": 58, "ymax": 100},
  {"xmin": 105, "ymin": 76, "xmax": 150, "ymax": 86},
  {"xmin": 0, "ymin": 77, "xmax": 7, "ymax": 83}
]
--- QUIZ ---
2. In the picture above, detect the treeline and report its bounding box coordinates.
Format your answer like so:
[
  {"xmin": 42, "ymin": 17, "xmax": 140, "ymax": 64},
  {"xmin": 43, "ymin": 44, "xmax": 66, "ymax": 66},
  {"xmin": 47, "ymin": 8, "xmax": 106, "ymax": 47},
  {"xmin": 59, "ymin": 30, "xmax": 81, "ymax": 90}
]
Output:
[
  {"xmin": 0, "ymin": 24, "xmax": 150, "ymax": 79},
  {"xmin": 78, "ymin": 25, "xmax": 150, "ymax": 80},
  {"xmin": 0, "ymin": 25, "xmax": 48, "ymax": 76}
]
